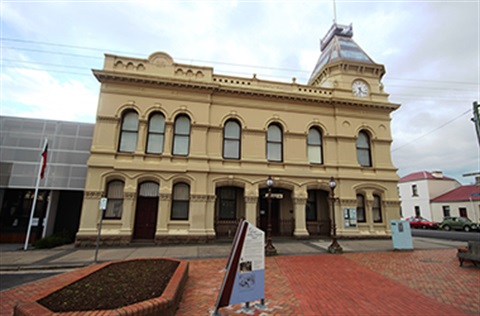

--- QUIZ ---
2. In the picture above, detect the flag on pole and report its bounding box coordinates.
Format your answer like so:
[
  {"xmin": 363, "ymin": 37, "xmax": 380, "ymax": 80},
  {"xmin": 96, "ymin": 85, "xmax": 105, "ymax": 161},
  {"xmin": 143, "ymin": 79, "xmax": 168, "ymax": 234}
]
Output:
[{"xmin": 40, "ymin": 140, "xmax": 48, "ymax": 179}]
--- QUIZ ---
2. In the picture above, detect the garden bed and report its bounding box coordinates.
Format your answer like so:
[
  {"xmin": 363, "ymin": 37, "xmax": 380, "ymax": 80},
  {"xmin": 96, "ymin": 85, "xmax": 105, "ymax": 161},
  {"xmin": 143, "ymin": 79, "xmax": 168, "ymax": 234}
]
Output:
[{"xmin": 14, "ymin": 258, "xmax": 189, "ymax": 316}]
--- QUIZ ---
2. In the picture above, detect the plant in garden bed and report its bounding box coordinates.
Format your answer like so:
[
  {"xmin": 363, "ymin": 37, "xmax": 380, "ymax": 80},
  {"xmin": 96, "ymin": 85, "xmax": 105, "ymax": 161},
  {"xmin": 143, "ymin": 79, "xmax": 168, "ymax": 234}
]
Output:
[{"xmin": 38, "ymin": 259, "xmax": 179, "ymax": 312}]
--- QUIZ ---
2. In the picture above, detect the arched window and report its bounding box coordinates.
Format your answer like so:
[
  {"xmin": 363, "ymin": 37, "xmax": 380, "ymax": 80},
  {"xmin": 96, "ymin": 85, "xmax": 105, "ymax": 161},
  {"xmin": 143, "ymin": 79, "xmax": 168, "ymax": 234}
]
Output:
[
  {"xmin": 307, "ymin": 127, "xmax": 323, "ymax": 164},
  {"xmin": 171, "ymin": 182, "xmax": 190, "ymax": 220},
  {"xmin": 172, "ymin": 115, "xmax": 190, "ymax": 156},
  {"xmin": 356, "ymin": 194, "xmax": 366, "ymax": 223},
  {"xmin": 118, "ymin": 111, "xmax": 138, "ymax": 152},
  {"xmin": 223, "ymin": 120, "xmax": 241, "ymax": 159},
  {"xmin": 267, "ymin": 123, "xmax": 283, "ymax": 162},
  {"xmin": 138, "ymin": 181, "xmax": 159, "ymax": 197},
  {"xmin": 356, "ymin": 131, "xmax": 372, "ymax": 167},
  {"xmin": 146, "ymin": 113, "xmax": 165, "ymax": 154},
  {"xmin": 372, "ymin": 194, "xmax": 382, "ymax": 223},
  {"xmin": 105, "ymin": 180, "xmax": 124, "ymax": 219}
]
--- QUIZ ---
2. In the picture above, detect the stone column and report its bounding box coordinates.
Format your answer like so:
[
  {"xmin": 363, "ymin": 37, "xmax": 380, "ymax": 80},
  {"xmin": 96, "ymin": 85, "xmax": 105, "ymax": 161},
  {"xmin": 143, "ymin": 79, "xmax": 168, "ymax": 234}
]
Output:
[
  {"xmin": 137, "ymin": 119, "xmax": 147, "ymax": 153},
  {"xmin": 293, "ymin": 197, "xmax": 309, "ymax": 238},
  {"xmin": 190, "ymin": 194, "xmax": 208, "ymax": 235},
  {"xmin": 156, "ymin": 193, "xmax": 171, "ymax": 236},
  {"xmin": 77, "ymin": 191, "xmax": 103, "ymax": 236},
  {"xmin": 244, "ymin": 196, "xmax": 258, "ymax": 225},
  {"xmin": 120, "ymin": 191, "xmax": 136, "ymax": 236},
  {"xmin": 204, "ymin": 195, "xmax": 216, "ymax": 237}
]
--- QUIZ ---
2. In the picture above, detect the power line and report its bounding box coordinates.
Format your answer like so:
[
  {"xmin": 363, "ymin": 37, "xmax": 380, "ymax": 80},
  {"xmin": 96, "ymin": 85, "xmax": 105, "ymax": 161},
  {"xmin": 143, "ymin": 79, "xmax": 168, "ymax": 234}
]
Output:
[
  {"xmin": 391, "ymin": 109, "xmax": 471, "ymax": 152},
  {"xmin": 2, "ymin": 37, "xmax": 479, "ymax": 86}
]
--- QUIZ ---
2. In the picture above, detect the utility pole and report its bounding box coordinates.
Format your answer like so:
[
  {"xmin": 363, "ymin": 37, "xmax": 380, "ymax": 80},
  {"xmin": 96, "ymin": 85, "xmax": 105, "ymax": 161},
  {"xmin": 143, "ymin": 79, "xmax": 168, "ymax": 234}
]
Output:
[{"xmin": 472, "ymin": 101, "xmax": 480, "ymax": 146}]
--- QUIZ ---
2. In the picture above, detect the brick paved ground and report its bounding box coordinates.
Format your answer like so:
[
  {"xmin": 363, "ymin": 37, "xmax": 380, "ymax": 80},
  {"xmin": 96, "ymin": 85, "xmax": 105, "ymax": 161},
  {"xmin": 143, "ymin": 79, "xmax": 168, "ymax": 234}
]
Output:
[
  {"xmin": 1, "ymin": 249, "xmax": 478, "ymax": 315},
  {"xmin": 177, "ymin": 249, "xmax": 479, "ymax": 315}
]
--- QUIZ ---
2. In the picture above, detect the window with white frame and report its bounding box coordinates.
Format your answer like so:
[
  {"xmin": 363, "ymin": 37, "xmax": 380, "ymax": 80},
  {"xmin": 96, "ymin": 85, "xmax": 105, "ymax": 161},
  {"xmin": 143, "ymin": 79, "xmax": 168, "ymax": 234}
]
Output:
[
  {"xmin": 172, "ymin": 115, "xmax": 190, "ymax": 156},
  {"xmin": 372, "ymin": 194, "xmax": 382, "ymax": 223},
  {"xmin": 223, "ymin": 120, "xmax": 241, "ymax": 159},
  {"xmin": 267, "ymin": 123, "xmax": 283, "ymax": 162},
  {"xmin": 118, "ymin": 111, "xmax": 138, "ymax": 152},
  {"xmin": 307, "ymin": 127, "xmax": 323, "ymax": 164},
  {"xmin": 146, "ymin": 113, "xmax": 165, "ymax": 154},
  {"xmin": 356, "ymin": 131, "xmax": 372, "ymax": 167}
]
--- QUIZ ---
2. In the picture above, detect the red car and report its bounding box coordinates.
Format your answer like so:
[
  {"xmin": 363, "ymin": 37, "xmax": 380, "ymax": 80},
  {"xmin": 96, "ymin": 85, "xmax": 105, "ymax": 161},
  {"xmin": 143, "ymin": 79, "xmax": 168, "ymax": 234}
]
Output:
[{"xmin": 405, "ymin": 216, "xmax": 439, "ymax": 229}]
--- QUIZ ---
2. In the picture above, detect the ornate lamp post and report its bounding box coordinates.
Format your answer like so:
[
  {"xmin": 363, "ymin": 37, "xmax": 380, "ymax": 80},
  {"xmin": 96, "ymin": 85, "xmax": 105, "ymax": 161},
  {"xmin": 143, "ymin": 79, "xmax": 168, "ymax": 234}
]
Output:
[
  {"xmin": 265, "ymin": 176, "xmax": 277, "ymax": 256},
  {"xmin": 328, "ymin": 176, "xmax": 343, "ymax": 254}
]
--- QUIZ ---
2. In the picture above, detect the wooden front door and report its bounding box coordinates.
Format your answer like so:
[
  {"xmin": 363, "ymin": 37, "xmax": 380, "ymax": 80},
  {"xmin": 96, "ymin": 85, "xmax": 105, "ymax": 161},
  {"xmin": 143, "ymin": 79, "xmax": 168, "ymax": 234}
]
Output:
[{"xmin": 133, "ymin": 196, "xmax": 158, "ymax": 240}]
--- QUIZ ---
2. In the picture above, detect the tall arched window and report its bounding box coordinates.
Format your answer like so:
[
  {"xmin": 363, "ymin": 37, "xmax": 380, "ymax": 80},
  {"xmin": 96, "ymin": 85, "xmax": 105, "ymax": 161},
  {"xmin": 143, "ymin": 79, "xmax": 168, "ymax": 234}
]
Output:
[
  {"xmin": 372, "ymin": 194, "xmax": 382, "ymax": 223},
  {"xmin": 171, "ymin": 182, "xmax": 190, "ymax": 220},
  {"xmin": 146, "ymin": 113, "xmax": 165, "ymax": 154},
  {"xmin": 356, "ymin": 194, "xmax": 366, "ymax": 223},
  {"xmin": 172, "ymin": 115, "xmax": 190, "ymax": 156},
  {"xmin": 118, "ymin": 111, "xmax": 138, "ymax": 152},
  {"xmin": 105, "ymin": 180, "xmax": 124, "ymax": 219},
  {"xmin": 307, "ymin": 127, "xmax": 323, "ymax": 164},
  {"xmin": 223, "ymin": 120, "xmax": 241, "ymax": 159},
  {"xmin": 267, "ymin": 123, "xmax": 283, "ymax": 162},
  {"xmin": 356, "ymin": 131, "xmax": 372, "ymax": 167}
]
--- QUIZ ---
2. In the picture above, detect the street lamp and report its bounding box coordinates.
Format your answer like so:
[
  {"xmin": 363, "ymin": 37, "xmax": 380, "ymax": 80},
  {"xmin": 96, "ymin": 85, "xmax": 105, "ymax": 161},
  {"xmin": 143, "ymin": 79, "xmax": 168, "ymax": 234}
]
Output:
[
  {"xmin": 328, "ymin": 176, "xmax": 343, "ymax": 254},
  {"xmin": 265, "ymin": 176, "xmax": 277, "ymax": 256}
]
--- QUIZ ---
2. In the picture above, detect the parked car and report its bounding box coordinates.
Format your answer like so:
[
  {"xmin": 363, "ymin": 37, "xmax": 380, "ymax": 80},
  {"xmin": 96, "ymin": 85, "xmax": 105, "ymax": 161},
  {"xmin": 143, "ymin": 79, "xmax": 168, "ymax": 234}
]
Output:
[
  {"xmin": 439, "ymin": 216, "xmax": 478, "ymax": 232},
  {"xmin": 405, "ymin": 216, "xmax": 439, "ymax": 229}
]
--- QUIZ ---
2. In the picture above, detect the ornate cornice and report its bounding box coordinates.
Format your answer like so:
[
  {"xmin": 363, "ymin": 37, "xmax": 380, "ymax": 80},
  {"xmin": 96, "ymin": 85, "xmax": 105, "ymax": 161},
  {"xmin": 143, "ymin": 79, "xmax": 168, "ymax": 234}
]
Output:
[
  {"xmin": 244, "ymin": 196, "xmax": 258, "ymax": 204},
  {"xmin": 124, "ymin": 192, "xmax": 136, "ymax": 200},
  {"xmin": 191, "ymin": 194, "xmax": 216, "ymax": 202},
  {"xmin": 85, "ymin": 191, "xmax": 103, "ymax": 199},
  {"xmin": 339, "ymin": 199, "xmax": 357, "ymax": 205},
  {"xmin": 93, "ymin": 70, "xmax": 398, "ymax": 111}
]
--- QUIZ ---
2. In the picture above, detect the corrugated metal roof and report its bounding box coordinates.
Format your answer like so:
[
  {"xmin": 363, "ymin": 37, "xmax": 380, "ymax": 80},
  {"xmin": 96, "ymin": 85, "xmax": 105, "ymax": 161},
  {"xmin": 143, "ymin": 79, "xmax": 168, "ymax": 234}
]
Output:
[
  {"xmin": 399, "ymin": 171, "xmax": 456, "ymax": 183},
  {"xmin": 431, "ymin": 185, "xmax": 480, "ymax": 202}
]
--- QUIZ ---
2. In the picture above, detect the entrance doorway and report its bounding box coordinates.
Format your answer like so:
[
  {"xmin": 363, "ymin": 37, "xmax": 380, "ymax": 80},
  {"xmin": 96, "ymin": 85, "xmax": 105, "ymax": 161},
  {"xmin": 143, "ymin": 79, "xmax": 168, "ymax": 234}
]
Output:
[{"xmin": 133, "ymin": 182, "xmax": 159, "ymax": 240}]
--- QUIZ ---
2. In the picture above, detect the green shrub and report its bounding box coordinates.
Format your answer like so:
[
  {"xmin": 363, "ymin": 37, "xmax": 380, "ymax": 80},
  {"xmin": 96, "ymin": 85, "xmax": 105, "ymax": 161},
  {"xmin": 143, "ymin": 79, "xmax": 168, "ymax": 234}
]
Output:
[{"xmin": 33, "ymin": 231, "xmax": 75, "ymax": 249}]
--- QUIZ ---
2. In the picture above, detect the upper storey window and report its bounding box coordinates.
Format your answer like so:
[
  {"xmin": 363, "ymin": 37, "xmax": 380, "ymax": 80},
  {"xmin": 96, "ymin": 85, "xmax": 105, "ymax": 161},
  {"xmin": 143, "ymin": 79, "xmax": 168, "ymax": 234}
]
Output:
[
  {"xmin": 267, "ymin": 123, "xmax": 283, "ymax": 162},
  {"xmin": 172, "ymin": 115, "xmax": 190, "ymax": 156},
  {"xmin": 119, "ymin": 111, "xmax": 138, "ymax": 152},
  {"xmin": 307, "ymin": 127, "xmax": 323, "ymax": 164},
  {"xmin": 356, "ymin": 131, "xmax": 372, "ymax": 167},
  {"xmin": 146, "ymin": 113, "xmax": 165, "ymax": 154},
  {"xmin": 223, "ymin": 119, "xmax": 241, "ymax": 159}
]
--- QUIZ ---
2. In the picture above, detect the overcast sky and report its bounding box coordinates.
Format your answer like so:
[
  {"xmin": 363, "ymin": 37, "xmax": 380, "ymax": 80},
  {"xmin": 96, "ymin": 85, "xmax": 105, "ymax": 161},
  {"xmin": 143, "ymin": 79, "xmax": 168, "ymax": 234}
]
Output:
[{"xmin": 1, "ymin": 0, "xmax": 479, "ymax": 184}]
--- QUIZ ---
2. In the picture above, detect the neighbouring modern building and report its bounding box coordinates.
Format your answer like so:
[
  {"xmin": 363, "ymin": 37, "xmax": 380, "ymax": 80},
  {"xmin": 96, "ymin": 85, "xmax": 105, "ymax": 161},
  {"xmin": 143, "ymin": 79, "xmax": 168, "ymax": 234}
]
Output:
[
  {"xmin": 75, "ymin": 23, "xmax": 401, "ymax": 246},
  {"xmin": 398, "ymin": 171, "xmax": 461, "ymax": 221},
  {"xmin": 0, "ymin": 116, "xmax": 94, "ymax": 243}
]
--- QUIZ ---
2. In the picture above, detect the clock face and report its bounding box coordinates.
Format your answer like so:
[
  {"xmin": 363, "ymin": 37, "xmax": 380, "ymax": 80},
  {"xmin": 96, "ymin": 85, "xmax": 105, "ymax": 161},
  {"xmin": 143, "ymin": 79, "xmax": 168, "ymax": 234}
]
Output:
[{"xmin": 352, "ymin": 80, "xmax": 369, "ymax": 98}]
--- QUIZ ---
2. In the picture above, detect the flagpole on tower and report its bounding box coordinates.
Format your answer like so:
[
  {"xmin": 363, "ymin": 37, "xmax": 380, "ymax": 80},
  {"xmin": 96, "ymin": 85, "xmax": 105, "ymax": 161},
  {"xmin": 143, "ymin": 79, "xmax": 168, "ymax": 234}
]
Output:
[{"xmin": 24, "ymin": 138, "xmax": 48, "ymax": 251}]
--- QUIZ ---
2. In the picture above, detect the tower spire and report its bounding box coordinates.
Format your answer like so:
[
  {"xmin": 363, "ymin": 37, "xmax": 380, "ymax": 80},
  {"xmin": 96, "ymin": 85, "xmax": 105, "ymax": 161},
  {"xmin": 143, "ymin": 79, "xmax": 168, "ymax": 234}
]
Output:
[{"xmin": 333, "ymin": 0, "xmax": 337, "ymax": 24}]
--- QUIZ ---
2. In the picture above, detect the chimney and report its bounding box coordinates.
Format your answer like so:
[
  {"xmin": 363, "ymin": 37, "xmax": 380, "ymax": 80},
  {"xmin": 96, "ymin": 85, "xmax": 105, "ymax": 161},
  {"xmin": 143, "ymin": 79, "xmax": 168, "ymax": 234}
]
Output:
[{"xmin": 431, "ymin": 171, "xmax": 443, "ymax": 178}]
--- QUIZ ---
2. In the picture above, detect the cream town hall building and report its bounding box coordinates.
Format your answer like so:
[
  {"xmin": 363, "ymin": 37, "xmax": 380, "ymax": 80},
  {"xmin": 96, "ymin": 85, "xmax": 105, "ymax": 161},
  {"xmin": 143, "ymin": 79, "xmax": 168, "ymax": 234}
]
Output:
[{"xmin": 76, "ymin": 24, "xmax": 401, "ymax": 246}]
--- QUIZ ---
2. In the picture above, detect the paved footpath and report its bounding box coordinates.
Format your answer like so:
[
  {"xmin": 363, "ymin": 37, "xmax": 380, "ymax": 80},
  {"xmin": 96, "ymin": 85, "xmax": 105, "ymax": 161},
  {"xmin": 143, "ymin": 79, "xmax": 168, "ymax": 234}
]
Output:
[
  {"xmin": 177, "ymin": 249, "xmax": 479, "ymax": 315},
  {"xmin": 1, "ymin": 248, "xmax": 478, "ymax": 315}
]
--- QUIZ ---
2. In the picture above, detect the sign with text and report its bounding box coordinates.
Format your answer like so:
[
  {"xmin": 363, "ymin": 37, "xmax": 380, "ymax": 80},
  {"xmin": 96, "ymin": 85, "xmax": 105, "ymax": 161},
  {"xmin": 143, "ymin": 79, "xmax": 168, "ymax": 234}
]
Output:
[
  {"xmin": 215, "ymin": 220, "xmax": 265, "ymax": 311},
  {"xmin": 264, "ymin": 193, "xmax": 283, "ymax": 199}
]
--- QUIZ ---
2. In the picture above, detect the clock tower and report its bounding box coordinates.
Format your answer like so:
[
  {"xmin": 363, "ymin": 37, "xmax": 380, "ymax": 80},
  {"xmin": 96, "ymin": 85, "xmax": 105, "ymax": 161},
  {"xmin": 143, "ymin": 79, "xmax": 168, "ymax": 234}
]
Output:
[{"xmin": 308, "ymin": 23, "xmax": 389, "ymax": 102}]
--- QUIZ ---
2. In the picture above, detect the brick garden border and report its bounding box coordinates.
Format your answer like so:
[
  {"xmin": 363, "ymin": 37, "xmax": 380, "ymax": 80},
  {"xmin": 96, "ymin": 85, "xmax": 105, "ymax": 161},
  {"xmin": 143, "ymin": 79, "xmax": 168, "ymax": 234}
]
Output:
[{"xmin": 13, "ymin": 258, "xmax": 189, "ymax": 316}]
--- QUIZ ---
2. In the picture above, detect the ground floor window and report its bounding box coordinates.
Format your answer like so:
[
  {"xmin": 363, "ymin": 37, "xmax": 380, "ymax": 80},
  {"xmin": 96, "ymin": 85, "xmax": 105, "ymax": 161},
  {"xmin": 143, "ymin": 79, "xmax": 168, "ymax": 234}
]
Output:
[
  {"xmin": 105, "ymin": 180, "xmax": 124, "ymax": 219},
  {"xmin": 414, "ymin": 206, "xmax": 421, "ymax": 217},
  {"xmin": 217, "ymin": 186, "xmax": 240, "ymax": 220},
  {"xmin": 459, "ymin": 207, "xmax": 467, "ymax": 218},
  {"xmin": 442, "ymin": 205, "xmax": 450, "ymax": 217},
  {"xmin": 171, "ymin": 182, "xmax": 190, "ymax": 220},
  {"xmin": 372, "ymin": 194, "xmax": 383, "ymax": 223},
  {"xmin": 356, "ymin": 194, "xmax": 366, "ymax": 222}
]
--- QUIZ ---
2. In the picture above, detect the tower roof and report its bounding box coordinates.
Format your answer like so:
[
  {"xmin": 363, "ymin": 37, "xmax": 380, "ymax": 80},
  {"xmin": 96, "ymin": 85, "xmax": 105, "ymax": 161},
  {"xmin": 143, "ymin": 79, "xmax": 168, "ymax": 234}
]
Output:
[{"xmin": 308, "ymin": 23, "xmax": 376, "ymax": 85}]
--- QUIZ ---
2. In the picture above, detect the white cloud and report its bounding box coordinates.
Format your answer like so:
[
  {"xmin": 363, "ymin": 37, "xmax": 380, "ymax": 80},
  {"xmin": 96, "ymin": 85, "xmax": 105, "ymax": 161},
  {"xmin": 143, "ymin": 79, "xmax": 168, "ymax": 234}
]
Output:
[{"xmin": 1, "ymin": 68, "xmax": 98, "ymax": 122}]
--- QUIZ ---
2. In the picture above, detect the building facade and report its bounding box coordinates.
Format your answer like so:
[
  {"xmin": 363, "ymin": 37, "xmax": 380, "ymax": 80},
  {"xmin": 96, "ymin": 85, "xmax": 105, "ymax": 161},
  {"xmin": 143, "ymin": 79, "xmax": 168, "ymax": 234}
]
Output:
[
  {"xmin": 398, "ymin": 171, "xmax": 461, "ymax": 221},
  {"xmin": 0, "ymin": 116, "xmax": 93, "ymax": 243},
  {"xmin": 431, "ymin": 183, "xmax": 480, "ymax": 223},
  {"xmin": 76, "ymin": 24, "xmax": 401, "ymax": 246}
]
